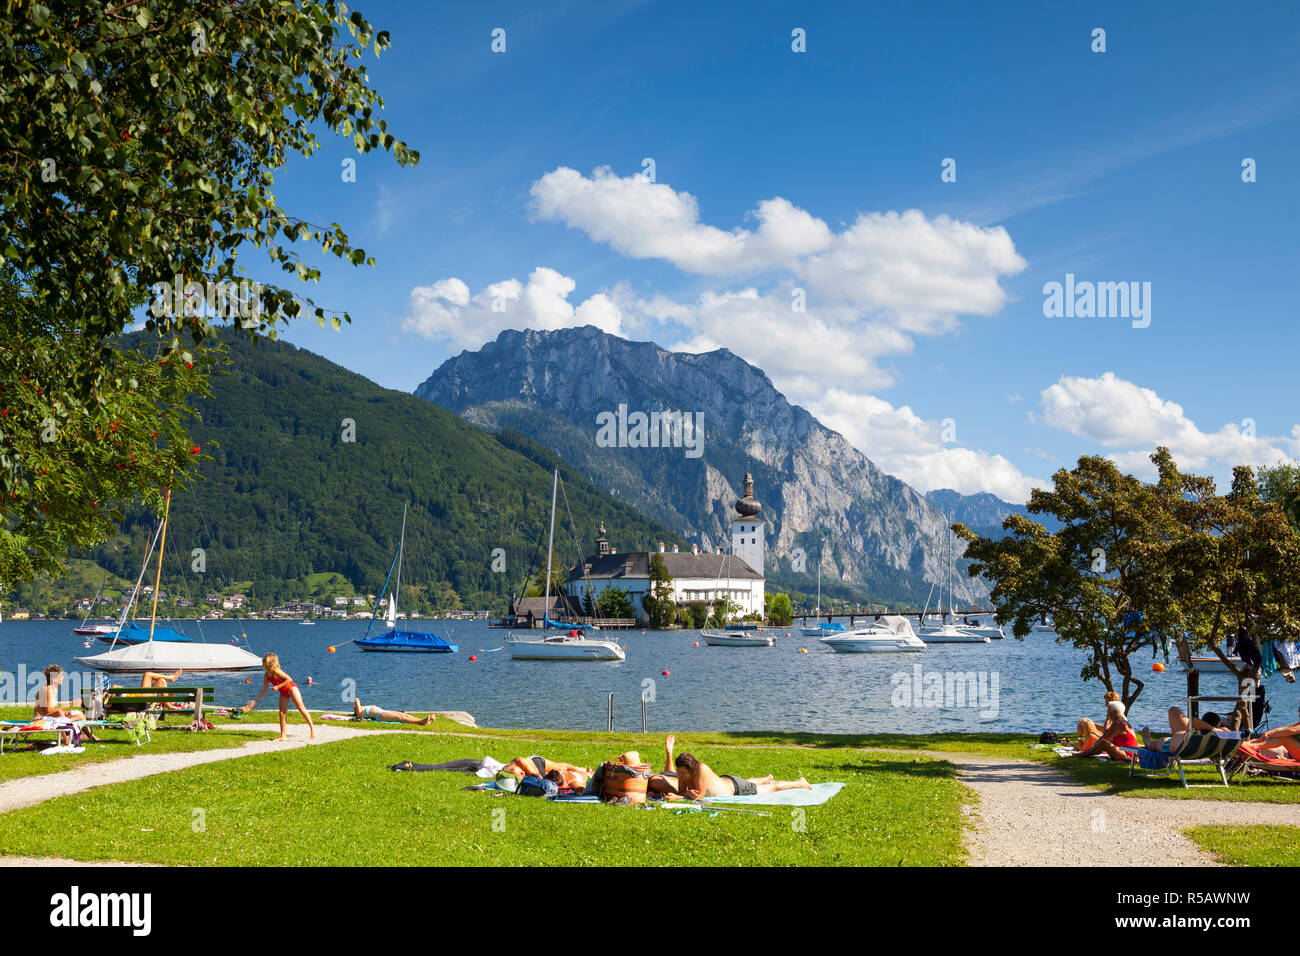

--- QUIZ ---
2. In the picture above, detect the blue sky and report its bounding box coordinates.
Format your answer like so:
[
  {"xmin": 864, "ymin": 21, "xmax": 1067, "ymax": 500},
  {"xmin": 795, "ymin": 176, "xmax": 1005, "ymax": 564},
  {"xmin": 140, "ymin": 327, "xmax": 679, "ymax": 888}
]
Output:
[{"xmin": 261, "ymin": 0, "xmax": 1300, "ymax": 501}]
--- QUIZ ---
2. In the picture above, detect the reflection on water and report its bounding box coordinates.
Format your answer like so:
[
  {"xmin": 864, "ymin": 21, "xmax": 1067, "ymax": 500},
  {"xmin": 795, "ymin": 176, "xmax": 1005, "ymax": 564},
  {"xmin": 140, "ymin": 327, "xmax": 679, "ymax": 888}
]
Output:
[{"xmin": 5, "ymin": 620, "xmax": 1295, "ymax": 735}]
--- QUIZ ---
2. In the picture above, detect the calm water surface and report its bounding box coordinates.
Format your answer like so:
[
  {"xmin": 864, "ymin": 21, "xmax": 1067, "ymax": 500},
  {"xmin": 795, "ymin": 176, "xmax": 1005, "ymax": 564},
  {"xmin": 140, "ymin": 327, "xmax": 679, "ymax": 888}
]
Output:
[{"xmin": 4, "ymin": 619, "xmax": 1296, "ymax": 735}]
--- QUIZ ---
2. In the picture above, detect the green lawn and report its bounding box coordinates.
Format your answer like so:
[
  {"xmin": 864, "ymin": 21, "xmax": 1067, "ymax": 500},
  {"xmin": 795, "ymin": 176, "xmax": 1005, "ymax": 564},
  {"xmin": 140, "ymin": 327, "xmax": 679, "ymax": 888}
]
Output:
[
  {"xmin": 0, "ymin": 705, "xmax": 276, "ymax": 781},
  {"xmin": 0, "ymin": 731, "xmax": 972, "ymax": 866},
  {"xmin": 1185, "ymin": 825, "xmax": 1300, "ymax": 866}
]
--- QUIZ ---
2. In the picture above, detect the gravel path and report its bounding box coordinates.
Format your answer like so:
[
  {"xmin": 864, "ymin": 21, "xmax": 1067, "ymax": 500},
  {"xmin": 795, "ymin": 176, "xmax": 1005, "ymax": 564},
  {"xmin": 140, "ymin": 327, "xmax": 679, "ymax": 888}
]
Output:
[{"xmin": 932, "ymin": 751, "xmax": 1300, "ymax": 866}]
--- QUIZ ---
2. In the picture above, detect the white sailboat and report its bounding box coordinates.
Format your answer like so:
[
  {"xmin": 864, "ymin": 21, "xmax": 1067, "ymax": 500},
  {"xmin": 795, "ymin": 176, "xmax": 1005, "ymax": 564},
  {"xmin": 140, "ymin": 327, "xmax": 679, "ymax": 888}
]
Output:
[
  {"xmin": 916, "ymin": 536, "xmax": 994, "ymax": 643},
  {"xmin": 77, "ymin": 490, "xmax": 263, "ymax": 673},
  {"xmin": 505, "ymin": 470, "xmax": 625, "ymax": 662},
  {"xmin": 822, "ymin": 615, "xmax": 927, "ymax": 653}
]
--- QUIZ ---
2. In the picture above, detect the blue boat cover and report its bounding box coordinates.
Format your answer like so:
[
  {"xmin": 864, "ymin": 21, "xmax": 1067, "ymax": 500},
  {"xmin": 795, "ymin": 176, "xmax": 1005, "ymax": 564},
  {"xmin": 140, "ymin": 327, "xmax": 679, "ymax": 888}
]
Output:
[
  {"xmin": 543, "ymin": 617, "xmax": 594, "ymax": 631},
  {"xmin": 356, "ymin": 628, "xmax": 458, "ymax": 652},
  {"xmin": 113, "ymin": 621, "xmax": 192, "ymax": 643}
]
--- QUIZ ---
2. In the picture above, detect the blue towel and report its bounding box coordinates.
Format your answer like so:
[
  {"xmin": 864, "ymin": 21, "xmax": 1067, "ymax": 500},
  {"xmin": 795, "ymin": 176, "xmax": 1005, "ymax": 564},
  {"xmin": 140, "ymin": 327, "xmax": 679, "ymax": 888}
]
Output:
[{"xmin": 702, "ymin": 782, "xmax": 845, "ymax": 806}]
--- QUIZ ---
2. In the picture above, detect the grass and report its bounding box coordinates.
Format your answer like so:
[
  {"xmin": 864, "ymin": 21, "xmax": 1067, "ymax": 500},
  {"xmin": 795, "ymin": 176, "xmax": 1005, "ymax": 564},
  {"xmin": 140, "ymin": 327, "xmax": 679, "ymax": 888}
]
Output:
[
  {"xmin": 1019, "ymin": 746, "xmax": 1300, "ymax": 803},
  {"xmin": 1184, "ymin": 825, "xmax": 1300, "ymax": 866},
  {"xmin": 0, "ymin": 730, "xmax": 972, "ymax": 866},
  {"xmin": 0, "ymin": 705, "xmax": 276, "ymax": 782}
]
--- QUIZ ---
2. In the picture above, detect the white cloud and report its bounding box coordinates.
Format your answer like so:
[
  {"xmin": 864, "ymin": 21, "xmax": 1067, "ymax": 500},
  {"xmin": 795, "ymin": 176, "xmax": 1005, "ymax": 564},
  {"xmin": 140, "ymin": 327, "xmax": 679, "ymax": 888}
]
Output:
[
  {"xmin": 811, "ymin": 389, "xmax": 1043, "ymax": 502},
  {"xmin": 1039, "ymin": 372, "xmax": 1298, "ymax": 478},
  {"xmin": 402, "ymin": 267, "xmax": 623, "ymax": 350}
]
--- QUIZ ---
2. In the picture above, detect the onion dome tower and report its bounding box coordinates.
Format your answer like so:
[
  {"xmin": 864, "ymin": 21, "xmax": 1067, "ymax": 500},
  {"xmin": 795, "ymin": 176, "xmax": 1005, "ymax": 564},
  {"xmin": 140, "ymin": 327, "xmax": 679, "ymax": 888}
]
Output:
[{"xmin": 731, "ymin": 470, "xmax": 764, "ymax": 576}]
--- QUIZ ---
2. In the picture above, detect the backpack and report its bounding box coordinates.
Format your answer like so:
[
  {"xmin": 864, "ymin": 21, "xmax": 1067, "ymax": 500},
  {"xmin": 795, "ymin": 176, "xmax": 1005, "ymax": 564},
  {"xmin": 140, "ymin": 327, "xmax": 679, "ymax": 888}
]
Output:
[
  {"xmin": 1039, "ymin": 731, "xmax": 1060, "ymax": 745},
  {"xmin": 518, "ymin": 775, "xmax": 559, "ymax": 799}
]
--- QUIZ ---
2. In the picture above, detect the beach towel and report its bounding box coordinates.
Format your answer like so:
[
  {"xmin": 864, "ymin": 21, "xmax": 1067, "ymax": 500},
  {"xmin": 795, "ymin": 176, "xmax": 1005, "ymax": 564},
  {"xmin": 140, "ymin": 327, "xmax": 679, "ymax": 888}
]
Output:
[{"xmin": 701, "ymin": 782, "xmax": 845, "ymax": 806}]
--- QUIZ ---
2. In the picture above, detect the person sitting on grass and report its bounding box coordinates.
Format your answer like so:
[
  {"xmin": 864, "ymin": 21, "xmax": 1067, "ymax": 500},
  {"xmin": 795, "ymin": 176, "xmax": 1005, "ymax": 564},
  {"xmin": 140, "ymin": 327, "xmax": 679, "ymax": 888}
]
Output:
[
  {"xmin": 352, "ymin": 698, "xmax": 434, "ymax": 725},
  {"xmin": 242, "ymin": 652, "xmax": 315, "ymax": 741},
  {"xmin": 500, "ymin": 755, "xmax": 593, "ymax": 788},
  {"xmin": 33, "ymin": 665, "xmax": 100, "ymax": 741},
  {"xmin": 1247, "ymin": 702, "xmax": 1300, "ymax": 760},
  {"xmin": 1071, "ymin": 696, "xmax": 1140, "ymax": 759},
  {"xmin": 670, "ymin": 746, "xmax": 811, "ymax": 798},
  {"xmin": 1137, "ymin": 707, "xmax": 1232, "ymax": 755}
]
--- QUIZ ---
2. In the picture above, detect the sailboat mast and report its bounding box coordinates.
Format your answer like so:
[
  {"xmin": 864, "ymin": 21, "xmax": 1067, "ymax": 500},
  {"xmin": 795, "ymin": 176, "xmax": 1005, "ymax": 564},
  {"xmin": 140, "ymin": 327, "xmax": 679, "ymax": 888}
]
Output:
[
  {"xmin": 544, "ymin": 469, "xmax": 557, "ymax": 617},
  {"xmin": 147, "ymin": 487, "xmax": 172, "ymax": 643},
  {"xmin": 394, "ymin": 502, "xmax": 407, "ymax": 614}
]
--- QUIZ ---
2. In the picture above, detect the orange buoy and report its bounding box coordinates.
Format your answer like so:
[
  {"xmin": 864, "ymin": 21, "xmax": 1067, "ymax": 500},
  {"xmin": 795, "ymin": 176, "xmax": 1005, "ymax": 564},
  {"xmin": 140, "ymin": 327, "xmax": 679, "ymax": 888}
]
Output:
[
  {"xmin": 693, "ymin": 642, "xmax": 699, "ymax": 647},
  {"xmin": 662, "ymin": 670, "xmax": 670, "ymax": 676},
  {"xmin": 469, "ymin": 655, "xmax": 477, "ymax": 661},
  {"xmin": 1153, "ymin": 662, "xmax": 1165, "ymax": 672},
  {"xmin": 327, "ymin": 646, "xmax": 336, "ymax": 653}
]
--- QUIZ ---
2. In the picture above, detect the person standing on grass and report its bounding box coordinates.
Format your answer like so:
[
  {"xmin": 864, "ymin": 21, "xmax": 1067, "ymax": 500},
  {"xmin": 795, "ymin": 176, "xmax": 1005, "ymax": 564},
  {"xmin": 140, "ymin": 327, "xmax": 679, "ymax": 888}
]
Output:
[{"xmin": 243, "ymin": 653, "xmax": 315, "ymax": 741}]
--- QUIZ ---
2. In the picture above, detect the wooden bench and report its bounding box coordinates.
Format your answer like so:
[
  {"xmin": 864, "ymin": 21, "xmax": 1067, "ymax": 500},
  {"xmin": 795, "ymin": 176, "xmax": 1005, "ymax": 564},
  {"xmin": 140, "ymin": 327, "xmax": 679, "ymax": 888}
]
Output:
[{"xmin": 103, "ymin": 686, "xmax": 216, "ymax": 729}]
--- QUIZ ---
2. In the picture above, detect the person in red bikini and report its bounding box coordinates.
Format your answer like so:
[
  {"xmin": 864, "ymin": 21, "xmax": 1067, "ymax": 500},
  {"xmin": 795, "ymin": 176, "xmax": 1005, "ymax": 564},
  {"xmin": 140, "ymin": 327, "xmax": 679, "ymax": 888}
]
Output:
[
  {"xmin": 1072, "ymin": 695, "xmax": 1139, "ymax": 759},
  {"xmin": 242, "ymin": 652, "xmax": 315, "ymax": 741}
]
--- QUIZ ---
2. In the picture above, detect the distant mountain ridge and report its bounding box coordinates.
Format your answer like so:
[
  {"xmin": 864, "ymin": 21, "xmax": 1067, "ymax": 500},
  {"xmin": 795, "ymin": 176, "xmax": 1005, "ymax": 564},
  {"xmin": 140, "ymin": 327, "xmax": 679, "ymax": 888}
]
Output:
[
  {"xmin": 417, "ymin": 326, "xmax": 992, "ymax": 606},
  {"xmin": 925, "ymin": 489, "xmax": 1060, "ymax": 540}
]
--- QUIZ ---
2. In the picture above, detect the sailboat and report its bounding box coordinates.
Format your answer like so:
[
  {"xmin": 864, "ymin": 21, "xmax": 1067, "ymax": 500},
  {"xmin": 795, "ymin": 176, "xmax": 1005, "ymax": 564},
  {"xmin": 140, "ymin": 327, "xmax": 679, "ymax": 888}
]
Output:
[
  {"xmin": 700, "ymin": 536, "xmax": 774, "ymax": 647},
  {"xmin": 822, "ymin": 615, "xmax": 927, "ymax": 653},
  {"xmin": 505, "ymin": 471, "xmax": 625, "ymax": 661},
  {"xmin": 355, "ymin": 504, "xmax": 457, "ymax": 653},
  {"xmin": 76, "ymin": 489, "xmax": 263, "ymax": 673},
  {"xmin": 72, "ymin": 572, "xmax": 118, "ymax": 636},
  {"xmin": 916, "ymin": 536, "xmax": 992, "ymax": 644},
  {"xmin": 799, "ymin": 551, "xmax": 848, "ymax": 638}
]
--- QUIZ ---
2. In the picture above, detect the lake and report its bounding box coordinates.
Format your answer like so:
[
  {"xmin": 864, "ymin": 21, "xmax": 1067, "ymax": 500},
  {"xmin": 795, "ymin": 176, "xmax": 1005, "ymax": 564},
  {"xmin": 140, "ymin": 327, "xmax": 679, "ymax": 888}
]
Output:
[{"xmin": 4, "ymin": 619, "xmax": 1296, "ymax": 736}]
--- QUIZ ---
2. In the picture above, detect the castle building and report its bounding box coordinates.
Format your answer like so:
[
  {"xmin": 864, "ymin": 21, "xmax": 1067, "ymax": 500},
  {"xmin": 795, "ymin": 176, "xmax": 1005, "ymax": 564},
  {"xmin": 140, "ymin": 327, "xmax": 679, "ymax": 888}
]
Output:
[{"xmin": 561, "ymin": 471, "xmax": 767, "ymax": 622}]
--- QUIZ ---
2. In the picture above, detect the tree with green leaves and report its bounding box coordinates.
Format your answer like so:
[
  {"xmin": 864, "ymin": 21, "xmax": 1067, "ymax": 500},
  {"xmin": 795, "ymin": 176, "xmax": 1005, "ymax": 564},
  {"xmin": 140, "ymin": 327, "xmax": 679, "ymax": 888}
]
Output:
[
  {"xmin": 596, "ymin": 586, "xmax": 635, "ymax": 620},
  {"xmin": 1, "ymin": 0, "xmax": 417, "ymax": 586},
  {"xmin": 959, "ymin": 448, "xmax": 1300, "ymax": 713},
  {"xmin": 641, "ymin": 552, "xmax": 677, "ymax": 628},
  {"xmin": 1259, "ymin": 460, "xmax": 1300, "ymax": 530},
  {"xmin": 708, "ymin": 596, "xmax": 739, "ymax": 628},
  {"xmin": 765, "ymin": 592, "xmax": 793, "ymax": 626},
  {"xmin": 956, "ymin": 452, "xmax": 1183, "ymax": 709}
]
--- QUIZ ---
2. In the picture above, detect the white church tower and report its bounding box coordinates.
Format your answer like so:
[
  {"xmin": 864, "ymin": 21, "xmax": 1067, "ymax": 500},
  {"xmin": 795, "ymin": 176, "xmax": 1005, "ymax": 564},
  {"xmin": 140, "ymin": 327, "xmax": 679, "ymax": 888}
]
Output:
[{"xmin": 731, "ymin": 470, "xmax": 764, "ymax": 576}]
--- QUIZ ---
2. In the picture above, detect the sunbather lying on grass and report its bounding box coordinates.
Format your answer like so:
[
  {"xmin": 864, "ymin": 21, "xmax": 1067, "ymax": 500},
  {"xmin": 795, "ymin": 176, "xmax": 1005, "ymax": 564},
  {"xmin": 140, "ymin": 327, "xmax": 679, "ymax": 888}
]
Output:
[
  {"xmin": 1247, "ymin": 702, "xmax": 1300, "ymax": 760},
  {"xmin": 1071, "ymin": 696, "xmax": 1138, "ymax": 759},
  {"xmin": 612, "ymin": 736, "xmax": 681, "ymax": 796},
  {"xmin": 500, "ymin": 756, "xmax": 593, "ymax": 789},
  {"xmin": 1138, "ymin": 707, "xmax": 1226, "ymax": 755},
  {"xmin": 352, "ymin": 698, "xmax": 434, "ymax": 725},
  {"xmin": 669, "ymin": 744, "xmax": 811, "ymax": 798}
]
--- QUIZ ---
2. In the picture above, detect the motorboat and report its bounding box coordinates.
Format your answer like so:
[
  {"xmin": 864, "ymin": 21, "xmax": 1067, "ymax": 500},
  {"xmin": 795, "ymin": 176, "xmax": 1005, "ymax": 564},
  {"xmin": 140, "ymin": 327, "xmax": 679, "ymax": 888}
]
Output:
[
  {"xmin": 800, "ymin": 621, "xmax": 847, "ymax": 638},
  {"xmin": 701, "ymin": 629, "xmax": 776, "ymax": 647},
  {"xmin": 821, "ymin": 616, "xmax": 926, "ymax": 653}
]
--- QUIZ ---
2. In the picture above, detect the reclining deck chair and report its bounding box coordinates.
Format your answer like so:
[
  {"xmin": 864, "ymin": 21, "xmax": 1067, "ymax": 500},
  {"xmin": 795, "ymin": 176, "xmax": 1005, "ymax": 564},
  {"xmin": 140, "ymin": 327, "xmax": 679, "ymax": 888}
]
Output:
[
  {"xmin": 1230, "ymin": 742, "xmax": 1300, "ymax": 783},
  {"xmin": 1129, "ymin": 731, "xmax": 1243, "ymax": 788}
]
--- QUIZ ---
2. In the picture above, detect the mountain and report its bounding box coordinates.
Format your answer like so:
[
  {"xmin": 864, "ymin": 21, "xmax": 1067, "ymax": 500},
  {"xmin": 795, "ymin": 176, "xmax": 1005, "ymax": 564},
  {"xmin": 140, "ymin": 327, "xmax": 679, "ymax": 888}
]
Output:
[
  {"xmin": 416, "ymin": 326, "xmax": 989, "ymax": 606},
  {"xmin": 925, "ymin": 489, "xmax": 1061, "ymax": 540},
  {"xmin": 82, "ymin": 330, "xmax": 691, "ymax": 613}
]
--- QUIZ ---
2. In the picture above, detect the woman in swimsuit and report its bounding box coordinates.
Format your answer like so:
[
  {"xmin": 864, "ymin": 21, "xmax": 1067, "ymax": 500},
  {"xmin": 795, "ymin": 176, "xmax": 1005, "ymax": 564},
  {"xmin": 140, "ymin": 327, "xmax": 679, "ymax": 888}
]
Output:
[
  {"xmin": 500, "ymin": 755, "xmax": 593, "ymax": 786},
  {"xmin": 243, "ymin": 653, "xmax": 315, "ymax": 741},
  {"xmin": 1071, "ymin": 698, "xmax": 1140, "ymax": 759},
  {"xmin": 352, "ymin": 698, "xmax": 434, "ymax": 725}
]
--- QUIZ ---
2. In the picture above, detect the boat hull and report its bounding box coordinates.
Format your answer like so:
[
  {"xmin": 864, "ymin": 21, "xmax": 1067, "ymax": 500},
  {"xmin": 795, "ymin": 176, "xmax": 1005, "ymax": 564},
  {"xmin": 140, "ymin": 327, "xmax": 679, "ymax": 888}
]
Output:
[
  {"xmin": 918, "ymin": 627, "xmax": 991, "ymax": 644},
  {"xmin": 76, "ymin": 641, "xmax": 263, "ymax": 673},
  {"xmin": 822, "ymin": 637, "xmax": 926, "ymax": 653},
  {"xmin": 701, "ymin": 630, "xmax": 775, "ymax": 647},
  {"xmin": 506, "ymin": 641, "xmax": 625, "ymax": 661}
]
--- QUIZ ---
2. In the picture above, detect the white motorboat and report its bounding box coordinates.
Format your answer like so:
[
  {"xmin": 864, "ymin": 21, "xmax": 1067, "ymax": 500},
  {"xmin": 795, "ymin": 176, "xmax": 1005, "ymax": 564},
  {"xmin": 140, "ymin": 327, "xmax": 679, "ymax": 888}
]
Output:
[
  {"xmin": 800, "ymin": 623, "xmax": 845, "ymax": 638},
  {"xmin": 1180, "ymin": 655, "xmax": 1244, "ymax": 674},
  {"xmin": 505, "ymin": 470, "xmax": 626, "ymax": 662},
  {"xmin": 702, "ymin": 629, "xmax": 776, "ymax": 647},
  {"xmin": 917, "ymin": 623, "xmax": 991, "ymax": 644},
  {"xmin": 822, "ymin": 616, "xmax": 926, "ymax": 653}
]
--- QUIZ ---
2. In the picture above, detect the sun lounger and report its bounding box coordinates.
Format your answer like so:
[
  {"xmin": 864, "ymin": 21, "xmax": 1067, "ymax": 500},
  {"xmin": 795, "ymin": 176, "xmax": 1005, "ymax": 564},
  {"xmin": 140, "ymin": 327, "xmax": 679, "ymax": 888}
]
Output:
[
  {"xmin": 0, "ymin": 718, "xmax": 117, "ymax": 754},
  {"xmin": 1230, "ymin": 742, "xmax": 1300, "ymax": 783},
  {"xmin": 1129, "ymin": 731, "xmax": 1242, "ymax": 788}
]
